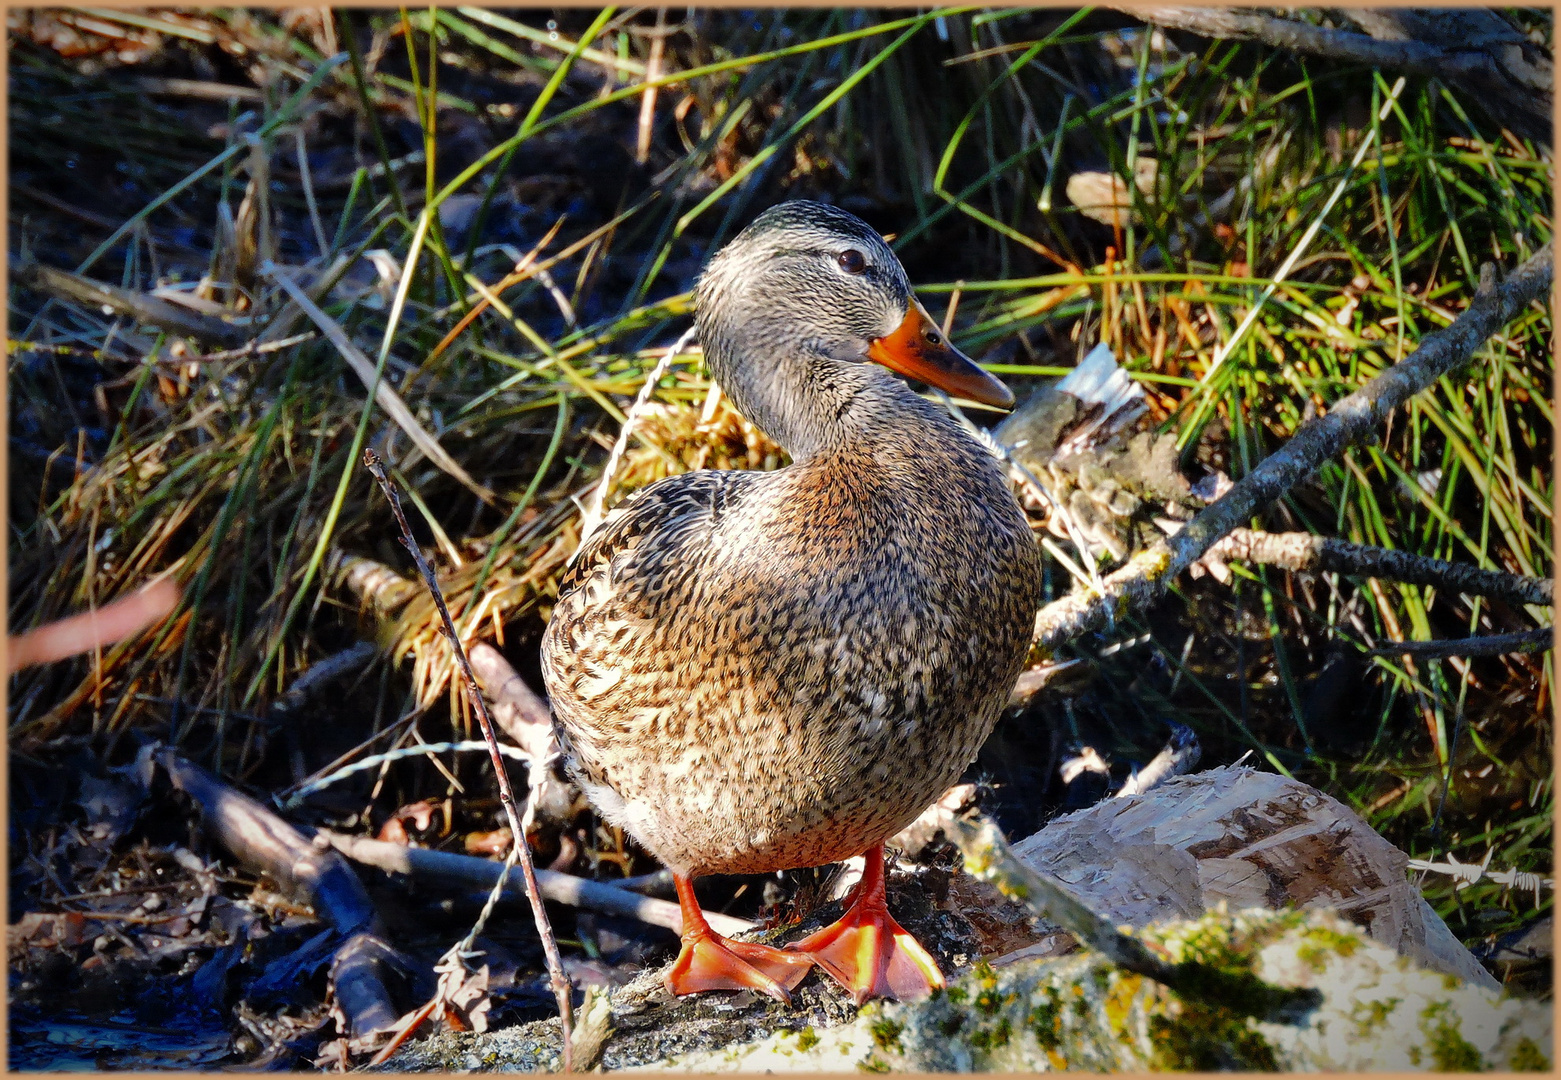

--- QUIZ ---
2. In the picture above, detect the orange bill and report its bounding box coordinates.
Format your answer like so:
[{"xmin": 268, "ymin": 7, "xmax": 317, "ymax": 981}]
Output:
[{"xmin": 866, "ymin": 302, "xmax": 1014, "ymax": 409}]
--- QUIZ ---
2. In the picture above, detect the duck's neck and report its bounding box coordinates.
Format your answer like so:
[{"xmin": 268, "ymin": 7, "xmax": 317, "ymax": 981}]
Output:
[{"xmin": 709, "ymin": 341, "xmax": 951, "ymax": 464}]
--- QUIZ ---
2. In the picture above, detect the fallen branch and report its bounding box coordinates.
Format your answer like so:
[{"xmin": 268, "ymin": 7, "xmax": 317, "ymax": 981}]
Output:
[
  {"xmin": 1368, "ymin": 627, "xmax": 1553, "ymax": 659},
  {"xmin": 1193, "ymin": 527, "xmax": 1553, "ymax": 608},
  {"xmin": 319, "ymin": 830, "xmax": 755, "ymax": 939},
  {"xmin": 157, "ymin": 751, "xmax": 402, "ymax": 1039},
  {"xmin": 467, "ymin": 642, "xmax": 578, "ymax": 831},
  {"xmin": 1028, "ymin": 250, "xmax": 1552, "ymax": 662},
  {"xmin": 467, "ymin": 642, "xmax": 557, "ymax": 765}
]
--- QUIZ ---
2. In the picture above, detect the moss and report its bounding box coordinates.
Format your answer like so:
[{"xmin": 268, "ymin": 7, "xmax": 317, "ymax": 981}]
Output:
[
  {"xmin": 1296, "ymin": 925, "xmax": 1360, "ymax": 970},
  {"xmin": 858, "ymin": 1053, "xmax": 892, "ymax": 1073},
  {"xmin": 967, "ymin": 1016, "xmax": 1013, "ymax": 1052},
  {"xmin": 1028, "ymin": 992, "xmax": 1062, "ymax": 1050},
  {"xmin": 938, "ymin": 1014, "xmax": 966, "ymax": 1038},
  {"xmin": 795, "ymin": 1026, "xmax": 820, "ymax": 1052},
  {"xmin": 1349, "ymin": 996, "xmax": 1401, "ymax": 1036},
  {"xmin": 868, "ymin": 1017, "xmax": 904, "ymax": 1054},
  {"xmin": 1508, "ymin": 1037, "xmax": 1551, "ymax": 1072},
  {"xmin": 1148, "ymin": 1006, "xmax": 1278, "ymax": 1071},
  {"xmin": 970, "ymin": 961, "xmax": 1002, "ymax": 1016},
  {"xmin": 1424, "ymin": 1014, "xmax": 1483, "ymax": 1072}
]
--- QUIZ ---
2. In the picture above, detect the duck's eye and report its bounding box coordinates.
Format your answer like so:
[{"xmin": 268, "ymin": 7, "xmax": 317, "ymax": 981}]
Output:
[{"xmin": 837, "ymin": 249, "xmax": 867, "ymax": 275}]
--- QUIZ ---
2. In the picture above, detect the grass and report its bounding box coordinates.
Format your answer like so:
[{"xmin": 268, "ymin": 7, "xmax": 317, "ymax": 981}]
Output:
[{"xmin": 8, "ymin": 7, "xmax": 1551, "ymax": 961}]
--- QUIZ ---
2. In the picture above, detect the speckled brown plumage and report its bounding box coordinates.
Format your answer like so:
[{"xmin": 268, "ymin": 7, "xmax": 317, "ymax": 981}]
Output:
[{"xmin": 541, "ymin": 201, "xmax": 1043, "ymax": 883}]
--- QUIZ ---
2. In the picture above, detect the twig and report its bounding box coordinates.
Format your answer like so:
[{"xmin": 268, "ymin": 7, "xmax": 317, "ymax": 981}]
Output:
[
  {"xmin": 1027, "ymin": 248, "xmax": 1553, "ymax": 662},
  {"xmin": 180, "ymin": 331, "xmax": 317, "ymax": 363},
  {"xmin": 285, "ymin": 740, "xmax": 531, "ymax": 807},
  {"xmin": 468, "ymin": 641, "xmax": 557, "ymax": 763},
  {"xmin": 635, "ymin": 9, "xmax": 669, "ymax": 163},
  {"xmin": 1367, "ymin": 627, "xmax": 1552, "ymax": 659},
  {"xmin": 320, "ymin": 830, "xmax": 755, "ymax": 938},
  {"xmin": 1114, "ymin": 723, "xmax": 1200, "ymax": 798},
  {"xmin": 1193, "ymin": 528, "xmax": 1554, "ymax": 607},
  {"xmin": 363, "ymin": 449, "xmax": 574, "ymax": 1071}
]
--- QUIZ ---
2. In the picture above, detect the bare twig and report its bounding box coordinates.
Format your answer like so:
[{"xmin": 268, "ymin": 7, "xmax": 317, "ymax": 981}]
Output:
[
  {"xmin": 1195, "ymin": 528, "xmax": 1554, "ymax": 608},
  {"xmin": 1027, "ymin": 249, "xmax": 1553, "ymax": 662},
  {"xmin": 320, "ymin": 830, "xmax": 755, "ymax": 938},
  {"xmin": 1114, "ymin": 723, "xmax": 1201, "ymax": 798},
  {"xmin": 1368, "ymin": 628, "xmax": 1553, "ymax": 659},
  {"xmin": 467, "ymin": 642, "xmax": 556, "ymax": 763},
  {"xmin": 635, "ymin": 8, "xmax": 669, "ymax": 164},
  {"xmin": 363, "ymin": 449, "xmax": 573, "ymax": 1070}
]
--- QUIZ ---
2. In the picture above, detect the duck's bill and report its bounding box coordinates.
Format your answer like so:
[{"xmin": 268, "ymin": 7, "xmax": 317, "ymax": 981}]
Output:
[{"xmin": 866, "ymin": 302, "xmax": 1014, "ymax": 409}]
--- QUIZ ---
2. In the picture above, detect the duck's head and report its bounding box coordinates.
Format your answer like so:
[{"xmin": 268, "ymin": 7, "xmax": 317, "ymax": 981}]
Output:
[{"xmin": 695, "ymin": 201, "xmax": 1012, "ymax": 457}]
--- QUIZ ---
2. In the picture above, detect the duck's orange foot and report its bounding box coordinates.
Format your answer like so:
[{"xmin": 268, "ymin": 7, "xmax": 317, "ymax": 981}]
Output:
[
  {"xmin": 668, "ymin": 872, "xmax": 814, "ymax": 1002},
  {"xmin": 789, "ymin": 846, "xmax": 945, "ymax": 1003},
  {"xmin": 666, "ymin": 931, "xmax": 815, "ymax": 1002}
]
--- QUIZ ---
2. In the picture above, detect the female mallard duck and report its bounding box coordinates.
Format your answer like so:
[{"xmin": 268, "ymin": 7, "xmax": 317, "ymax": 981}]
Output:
[{"xmin": 541, "ymin": 201, "xmax": 1043, "ymax": 1004}]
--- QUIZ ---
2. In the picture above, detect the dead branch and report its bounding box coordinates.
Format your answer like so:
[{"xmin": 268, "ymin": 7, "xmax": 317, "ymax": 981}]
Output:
[
  {"xmin": 318, "ymin": 830, "xmax": 755, "ymax": 938},
  {"xmin": 160, "ymin": 751, "xmax": 379, "ymax": 932},
  {"xmin": 1195, "ymin": 527, "xmax": 1553, "ymax": 608},
  {"xmin": 467, "ymin": 642, "xmax": 579, "ymax": 831},
  {"xmin": 157, "ymin": 751, "xmax": 401, "ymax": 1039},
  {"xmin": 1028, "ymin": 249, "xmax": 1553, "ymax": 665},
  {"xmin": 1113, "ymin": 7, "xmax": 1551, "ymax": 142},
  {"xmin": 467, "ymin": 642, "xmax": 556, "ymax": 764},
  {"xmin": 329, "ymin": 933, "xmax": 406, "ymax": 1040}
]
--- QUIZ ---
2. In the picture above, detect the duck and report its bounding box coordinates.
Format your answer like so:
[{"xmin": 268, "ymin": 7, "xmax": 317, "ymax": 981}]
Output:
[{"xmin": 541, "ymin": 201, "xmax": 1044, "ymax": 1004}]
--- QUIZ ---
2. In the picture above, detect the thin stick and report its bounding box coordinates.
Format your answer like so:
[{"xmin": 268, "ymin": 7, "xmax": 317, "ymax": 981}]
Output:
[
  {"xmin": 1195, "ymin": 527, "xmax": 1553, "ymax": 607},
  {"xmin": 363, "ymin": 449, "xmax": 574, "ymax": 1071}
]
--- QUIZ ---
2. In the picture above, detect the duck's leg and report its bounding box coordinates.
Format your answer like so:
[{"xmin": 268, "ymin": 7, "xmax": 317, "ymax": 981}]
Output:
[
  {"xmin": 666, "ymin": 873, "xmax": 814, "ymax": 1002},
  {"xmin": 787, "ymin": 845, "xmax": 944, "ymax": 1003}
]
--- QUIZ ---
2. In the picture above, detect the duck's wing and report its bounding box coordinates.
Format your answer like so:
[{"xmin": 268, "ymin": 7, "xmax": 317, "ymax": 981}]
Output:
[{"xmin": 557, "ymin": 468, "xmax": 761, "ymax": 603}]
